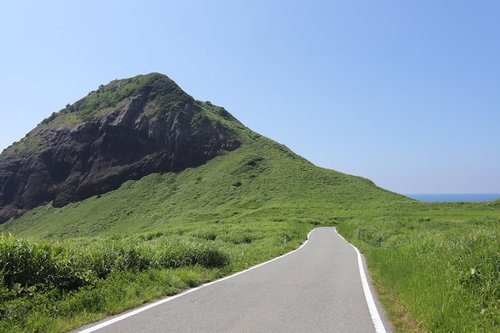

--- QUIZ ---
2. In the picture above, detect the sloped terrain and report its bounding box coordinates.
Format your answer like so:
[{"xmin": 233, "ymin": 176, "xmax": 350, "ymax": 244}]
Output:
[
  {"xmin": 1, "ymin": 108, "xmax": 406, "ymax": 238},
  {"xmin": 0, "ymin": 72, "xmax": 406, "ymax": 234}
]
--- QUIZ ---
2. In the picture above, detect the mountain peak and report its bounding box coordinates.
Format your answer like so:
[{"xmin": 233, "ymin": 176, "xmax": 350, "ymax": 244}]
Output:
[
  {"xmin": 38, "ymin": 72, "xmax": 192, "ymax": 128},
  {"xmin": 0, "ymin": 74, "xmax": 240, "ymax": 222}
]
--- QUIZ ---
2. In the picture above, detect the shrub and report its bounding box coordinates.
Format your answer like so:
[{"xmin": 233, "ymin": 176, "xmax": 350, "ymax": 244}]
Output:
[
  {"xmin": 0, "ymin": 236, "xmax": 91, "ymax": 292},
  {"xmin": 0, "ymin": 235, "xmax": 230, "ymax": 296},
  {"xmin": 154, "ymin": 242, "xmax": 228, "ymax": 269}
]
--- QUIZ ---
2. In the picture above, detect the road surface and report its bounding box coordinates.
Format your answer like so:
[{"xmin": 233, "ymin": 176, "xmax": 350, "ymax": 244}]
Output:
[{"xmin": 76, "ymin": 227, "xmax": 391, "ymax": 333}]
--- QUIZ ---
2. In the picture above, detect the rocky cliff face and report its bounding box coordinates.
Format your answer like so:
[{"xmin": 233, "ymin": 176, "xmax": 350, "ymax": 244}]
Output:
[{"xmin": 0, "ymin": 73, "xmax": 240, "ymax": 222}]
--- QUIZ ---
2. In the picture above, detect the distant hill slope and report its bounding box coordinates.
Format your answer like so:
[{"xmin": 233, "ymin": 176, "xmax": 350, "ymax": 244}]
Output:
[
  {"xmin": 0, "ymin": 73, "xmax": 408, "ymax": 233},
  {"xmin": 0, "ymin": 73, "xmax": 239, "ymax": 222}
]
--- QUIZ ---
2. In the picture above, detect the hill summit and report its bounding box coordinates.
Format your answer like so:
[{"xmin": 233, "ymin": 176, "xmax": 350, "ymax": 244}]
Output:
[{"xmin": 0, "ymin": 73, "xmax": 240, "ymax": 222}]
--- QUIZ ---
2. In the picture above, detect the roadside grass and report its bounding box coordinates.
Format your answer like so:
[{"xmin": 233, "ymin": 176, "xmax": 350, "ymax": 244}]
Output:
[
  {"xmin": 338, "ymin": 213, "xmax": 500, "ymax": 333},
  {"xmin": 0, "ymin": 219, "xmax": 312, "ymax": 333}
]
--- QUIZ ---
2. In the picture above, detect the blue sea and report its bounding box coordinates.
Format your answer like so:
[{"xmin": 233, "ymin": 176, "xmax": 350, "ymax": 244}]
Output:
[{"xmin": 405, "ymin": 193, "xmax": 500, "ymax": 202}]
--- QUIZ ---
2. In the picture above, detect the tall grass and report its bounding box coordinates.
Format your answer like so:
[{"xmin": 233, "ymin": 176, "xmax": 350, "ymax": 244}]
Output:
[
  {"xmin": 338, "ymin": 216, "xmax": 499, "ymax": 332},
  {"xmin": 0, "ymin": 235, "xmax": 228, "ymax": 291}
]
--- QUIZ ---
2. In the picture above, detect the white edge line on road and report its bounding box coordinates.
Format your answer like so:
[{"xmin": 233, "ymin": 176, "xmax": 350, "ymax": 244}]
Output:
[
  {"xmin": 335, "ymin": 229, "xmax": 387, "ymax": 333},
  {"xmin": 77, "ymin": 229, "xmax": 316, "ymax": 333}
]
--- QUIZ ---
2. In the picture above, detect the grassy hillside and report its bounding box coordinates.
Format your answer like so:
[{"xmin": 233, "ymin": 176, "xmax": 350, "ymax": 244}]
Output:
[
  {"xmin": 1, "ymin": 101, "xmax": 405, "ymax": 238},
  {"xmin": 0, "ymin": 99, "xmax": 498, "ymax": 332}
]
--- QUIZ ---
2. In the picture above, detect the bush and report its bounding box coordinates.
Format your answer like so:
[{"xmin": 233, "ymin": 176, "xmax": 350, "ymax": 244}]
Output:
[
  {"xmin": 0, "ymin": 235, "xmax": 229, "ymax": 296},
  {"xmin": 0, "ymin": 236, "xmax": 91, "ymax": 292},
  {"xmin": 154, "ymin": 242, "xmax": 228, "ymax": 269}
]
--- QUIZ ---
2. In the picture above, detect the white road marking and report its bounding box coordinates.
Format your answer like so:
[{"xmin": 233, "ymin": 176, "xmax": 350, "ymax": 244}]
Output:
[
  {"xmin": 77, "ymin": 229, "xmax": 314, "ymax": 333},
  {"xmin": 335, "ymin": 228, "xmax": 387, "ymax": 333}
]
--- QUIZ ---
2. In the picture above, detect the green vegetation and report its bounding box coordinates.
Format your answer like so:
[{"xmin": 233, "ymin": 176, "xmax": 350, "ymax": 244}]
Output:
[
  {"xmin": 0, "ymin": 75, "xmax": 498, "ymax": 332},
  {"xmin": 337, "ymin": 208, "xmax": 500, "ymax": 332},
  {"xmin": 3, "ymin": 134, "xmax": 45, "ymax": 155}
]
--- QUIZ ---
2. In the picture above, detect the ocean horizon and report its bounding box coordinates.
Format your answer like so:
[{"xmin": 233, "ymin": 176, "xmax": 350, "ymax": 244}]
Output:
[{"xmin": 405, "ymin": 193, "xmax": 500, "ymax": 202}]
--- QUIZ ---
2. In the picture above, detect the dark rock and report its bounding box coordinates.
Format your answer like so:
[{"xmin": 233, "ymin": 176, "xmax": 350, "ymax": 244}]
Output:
[{"xmin": 0, "ymin": 73, "xmax": 240, "ymax": 222}]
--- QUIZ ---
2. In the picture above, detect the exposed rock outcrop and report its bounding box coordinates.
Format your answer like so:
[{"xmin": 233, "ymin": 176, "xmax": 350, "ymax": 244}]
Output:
[{"xmin": 0, "ymin": 73, "xmax": 240, "ymax": 222}]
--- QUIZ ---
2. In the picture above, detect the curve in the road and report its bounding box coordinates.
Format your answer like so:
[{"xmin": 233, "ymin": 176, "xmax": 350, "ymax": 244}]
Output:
[{"xmin": 76, "ymin": 227, "xmax": 390, "ymax": 333}]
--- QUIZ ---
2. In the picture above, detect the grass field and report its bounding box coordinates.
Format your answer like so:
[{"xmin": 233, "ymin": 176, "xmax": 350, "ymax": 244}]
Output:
[{"xmin": 338, "ymin": 202, "xmax": 500, "ymax": 332}]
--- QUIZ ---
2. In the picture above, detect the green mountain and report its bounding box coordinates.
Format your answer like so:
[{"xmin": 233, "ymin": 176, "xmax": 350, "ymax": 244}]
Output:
[
  {"xmin": 0, "ymin": 73, "xmax": 239, "ymax": 222},
  {"xmin": 0, "ymin": 73, "xmax": 407, "ymax": 237}
]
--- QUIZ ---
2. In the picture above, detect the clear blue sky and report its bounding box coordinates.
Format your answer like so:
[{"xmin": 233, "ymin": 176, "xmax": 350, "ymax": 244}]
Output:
[{"xmin": 1, "ymin": 1, "xmax": 499, "ymax": 194}]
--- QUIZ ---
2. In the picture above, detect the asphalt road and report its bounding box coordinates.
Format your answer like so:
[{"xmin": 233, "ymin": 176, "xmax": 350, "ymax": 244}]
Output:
[{"xmin": 77, "ymin": 227, "xmax": 391, "ymax": 333}]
